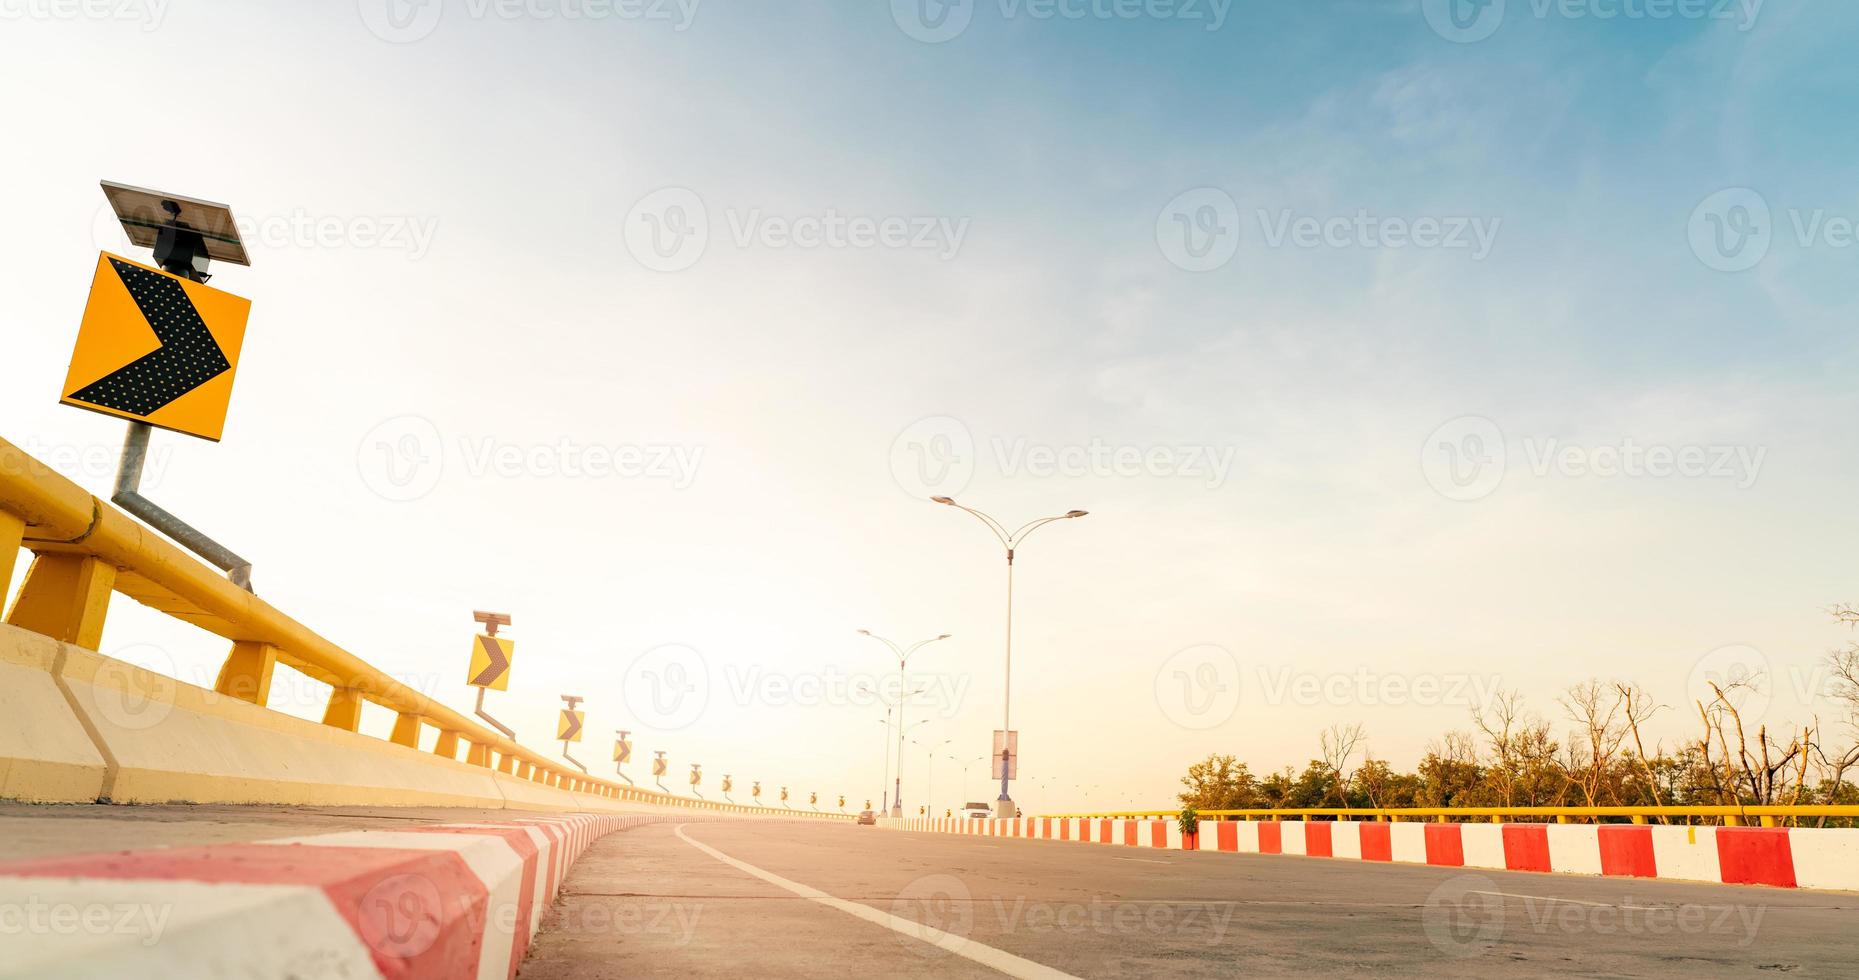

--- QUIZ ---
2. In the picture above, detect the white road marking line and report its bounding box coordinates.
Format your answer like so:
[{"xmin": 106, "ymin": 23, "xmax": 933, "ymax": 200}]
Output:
[
  {"xmin": 1469, "ymin": 890, "xmax": 1659, "ymax": 910},
  {"xmin": 673, "ymin": 824, "xmax": 1082, "ymax": 980}
]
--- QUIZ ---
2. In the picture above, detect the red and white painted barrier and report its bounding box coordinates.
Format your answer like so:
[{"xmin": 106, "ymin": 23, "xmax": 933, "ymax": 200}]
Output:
[
  {"xmin": 0, "ymin": 812, "xmax": 684, "ymax": 978},
  {"xmin": 882, "ymin": 816, "xmax": 1859, "ymax": 892}
]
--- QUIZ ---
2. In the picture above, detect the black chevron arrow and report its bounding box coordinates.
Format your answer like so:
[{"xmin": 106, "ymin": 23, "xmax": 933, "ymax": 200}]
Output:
[
  {"xmin": 68, "ymin": 259, "xmax": 231, "ymax": 417},
  {"xmin": 560, "ymin": 711, "xmax": 582, "ymax": 741},
  {"xmin": 471, "ymin": 636, "xmax": 510, "ymax": 685}
]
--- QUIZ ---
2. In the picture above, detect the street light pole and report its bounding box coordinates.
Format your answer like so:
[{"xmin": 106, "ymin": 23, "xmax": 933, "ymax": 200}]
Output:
[
  {"xmin": 914, "ymin": 737, "xmax": 951, "ymax": 816},
  {"xmin": 879, "ymin": 707, "xmax": 893, "ymax": 813},
  {"xmin": 953, "ymin": 753, "xmax": 985, "ymax": 805},
  {"xmin": 931, "ymin": 498, "xmax": 1087, "ymax": 819},
  {"xmin": 859, "ymin": 630, "xmax": 950, "ymax": 817},
  {"xmin": 865, "ymin": 686, "xmax": 924, "ymax": 815}
]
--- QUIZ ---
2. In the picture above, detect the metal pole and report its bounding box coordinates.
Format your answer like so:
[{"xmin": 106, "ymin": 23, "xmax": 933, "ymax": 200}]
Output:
[
  {"xmin": 113, "ymin": 422, "xmax": 255, "ymax": 591},
  {"xmin": 895, "ymin": 654, "xmax": 906, "ymax": 818},
  {"xmin": 880, "ymin": 707, "xmax": 893, "ymax": 814},
  {"xmin": 1000, "ymin": 548, "xmax": 1014, "ymax": 816},
  {"xmin": 475, "ymin": 686, "xmax": 515, "ymax": 738}
]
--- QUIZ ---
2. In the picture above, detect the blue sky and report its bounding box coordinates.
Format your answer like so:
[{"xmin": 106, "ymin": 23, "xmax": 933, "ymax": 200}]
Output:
[{"xmin": 2, "ymin": 0, "xmax": 1856, "ymax": 811}]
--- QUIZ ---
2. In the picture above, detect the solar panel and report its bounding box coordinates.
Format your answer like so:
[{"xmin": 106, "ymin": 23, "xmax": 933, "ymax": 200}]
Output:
[{"xmin": 99, "ymin": 180, "xmax": 251, "ymax": 267}]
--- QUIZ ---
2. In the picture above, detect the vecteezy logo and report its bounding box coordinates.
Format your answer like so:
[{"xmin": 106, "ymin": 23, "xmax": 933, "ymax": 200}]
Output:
[
  {"xmin": 1688, "ymin": 188, "xmax": 1772, "ymax": 273},
  {"xmin": 1687, "ymin": 644, "xmax": 1772, "ymax": 725},
  {"xmin": 359, "ymin": 0, "xmax": 445, "ymax": 43},
  {"xmin": 624, "ymin": 188, "xmax": 709, "ymax": 272},
  {"xmin": 1422, "ymin": 0, "xmax": 1505, "ymax": 43},
  {"xmin": 891, "ymin": 0, "xmax": 974, "ymax": 43},
  {"xmin": 358, "ymin": 873, "xmax": 445, "ymax": 958},
  {"xmin": 1421, "ymin": 416, "xmax": 1506, "ymax": 502},
  {"xmin": 1154, "ymin": 644, "xmax": 1242, "ymax": 730},
  {"xmin": 890, "ymin": 873, "xmax": 974, "ymax": 957},
  {"xmin": 1156, "ymin": 188, "xmax": 1240, "ymax": 272},
  {"xmin": 357, "ymin": 415, "xmax": 445, "ymax": 502},
  {"xmin": 90, "ymin": 644, "xmax": 178, "ymax": 732},
  {"xmin": 888, "ymin": 415, "xmax": 974, "ymax": 500},
  {"xmin": 1421, "ymin": 875, "xmax": 1505, "ymax": 957},
  {"xmin": 621, "ymin": 643, "xmax": 710, "ymax": 731}
]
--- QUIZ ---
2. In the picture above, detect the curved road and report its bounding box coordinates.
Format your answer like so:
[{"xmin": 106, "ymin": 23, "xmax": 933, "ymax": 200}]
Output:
[{"xmin": 521, "ymin": 820, "xmax": 1856, "ymax": 978}]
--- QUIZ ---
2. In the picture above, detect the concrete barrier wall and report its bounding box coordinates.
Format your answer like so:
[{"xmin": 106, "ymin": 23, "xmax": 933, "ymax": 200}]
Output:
[
  {"xmin": 880, "ymin": 816, "xmax": 1859, "ymax": 893},
  {"xmin": 3, "ymin": 623, "xmax": 646, "ymax": 812},
  {"xmin": 0, "ymin": 625, "xmax": 108, "ymax": 802}
]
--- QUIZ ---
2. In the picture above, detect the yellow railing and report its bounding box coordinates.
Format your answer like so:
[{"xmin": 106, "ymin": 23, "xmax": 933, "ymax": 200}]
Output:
[
  {"xmin": 0, "ymin": 435, "xmax": 847, "ymax": 820},
  {"xmin": 1043, "ymin": 806, "xmax": 1859, "ymax": 828}
]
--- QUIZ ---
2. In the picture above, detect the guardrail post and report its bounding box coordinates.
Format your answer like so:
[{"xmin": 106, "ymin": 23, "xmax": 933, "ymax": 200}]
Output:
[
  {"xmin": 321, "ymin": 688, "xmax": 364, "ymax": 732},
  {"xmin": 212, "ymin": 641, "xmax": 279, "ymax": 705},
  {"xmin": 4, "ymin": 553, "xmax": 115, "ymax": 649},
  {"xmin": 497, "ymin": 753, "xmax": 516, "ymax": 774},
  {"xmin": 389, "ymin": 712, "xmax": 421, "ymax": 748},
  {"xmin": 433, "ymin": 731, "xmax": 459, "ymax": 761},
  {"xmin": 465, "ymin": 740, "xmax": 491, "ymax": 767},
  {"xmin": 0, "ymin": 511, "xmax": 24, "ymax": 598},
  {"xmin": 1724, "ymin": 814, "xmax": 1742, "ymax": 827},
  {"xmin": 1760, "ymin": 815, "xmax": 1776, "ymax": 828},
  {"xmin": 1631, "ymin": 814, "xmax": 1647, "ymax": 825}
]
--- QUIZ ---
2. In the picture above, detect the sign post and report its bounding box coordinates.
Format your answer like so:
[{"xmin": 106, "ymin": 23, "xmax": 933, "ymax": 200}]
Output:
[
  {"xmin": 468, "ymin": 611, "xmax": 516, "ymax": 739},
  {"xmin": 71, "ymin": 182, "xmax": 259, "ymax": 589},
  {"xmin": 613, "ymin": 730, "xmax": 633, "ymax": 784},
  {"xmin": 557, "ymin": 695, "xmax": 586, "ymax": 773},
  {"xmin": 993, "ymin": 730, "xmax": 1019, "ymax": 808}
]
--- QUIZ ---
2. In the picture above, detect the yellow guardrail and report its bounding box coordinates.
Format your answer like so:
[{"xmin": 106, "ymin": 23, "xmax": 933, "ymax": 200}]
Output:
[
  {"xmin": 1043, "ymin": 806, "xmax": 1859, "ymax": 828},
  {"xmin": 0, "ymin": 435, "xmax": 847, "ymax": 819}
]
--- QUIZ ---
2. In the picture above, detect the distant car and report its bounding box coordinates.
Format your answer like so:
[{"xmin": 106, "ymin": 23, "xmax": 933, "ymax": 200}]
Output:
[{"xmin": 856, "ymin": 809, "xmax": 878, "ymax": 825}]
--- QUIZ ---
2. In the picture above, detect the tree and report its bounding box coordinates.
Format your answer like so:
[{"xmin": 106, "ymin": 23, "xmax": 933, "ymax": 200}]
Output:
[
  {"xmin": 1177, "ymin": 753, "xmax": 1256, "ymax": 811},
  {"xmin": 1415, "ymin": 732, "xmax": 1485, "ymax": 807},
  {"xmin": 1559, "ymin": 679, "xmax": 1629, "ymax": 808},
  {"xmin": 1319, "ymin": 723, "xmax": 1366, "ymax": 807}
]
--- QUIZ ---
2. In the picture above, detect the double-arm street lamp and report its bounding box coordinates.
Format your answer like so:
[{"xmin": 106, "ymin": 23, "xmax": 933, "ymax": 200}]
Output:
[
  {"xmin": 859, "ymin": 629, "xmax": 950, "ymax": 817},
  {"xmin": 865, "ymin": 691, "xmax": 926, "ymax": 815},
  {"xmin": 931, "ymin": 497, "xmax": 1087, "ymax": 819}
]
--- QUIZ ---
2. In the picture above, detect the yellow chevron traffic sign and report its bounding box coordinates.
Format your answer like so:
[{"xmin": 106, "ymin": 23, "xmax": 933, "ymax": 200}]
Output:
[
  {"xmin": 60, "ymin": 253, "xmax": 252, "ymax": 442},
  {"xmin": 557, "ymin": 709, "xmax": 584, "ymax": 742},
  {"xmin": 652, "ymin": 756, "xmax": 668, "ymax": 777},
  {"xmin": 466, "ymin": 634, "xmax": 514, "ymax": 690},
  {"xmin": 613, "ymin": 738, "xmax": 632, "ymax": 763}
]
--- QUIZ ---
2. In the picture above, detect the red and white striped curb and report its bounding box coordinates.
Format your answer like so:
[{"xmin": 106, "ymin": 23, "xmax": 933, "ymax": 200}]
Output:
[
  {"xmin": 887, "ymin": 817, "xmax": 1859, "ymax": 892},
  {"xmin": 0, "ymin": 812, "xmax": 680, "ymax": 978}
]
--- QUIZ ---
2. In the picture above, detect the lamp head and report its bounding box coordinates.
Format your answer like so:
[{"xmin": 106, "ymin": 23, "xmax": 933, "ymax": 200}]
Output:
[
  {"xmin": 1065, "ymin": 510, "xmax": 1088, "ymax": 518},
  {"xmin": 930, "ymin": 496, "xmax": 955, "ymax": 505}
]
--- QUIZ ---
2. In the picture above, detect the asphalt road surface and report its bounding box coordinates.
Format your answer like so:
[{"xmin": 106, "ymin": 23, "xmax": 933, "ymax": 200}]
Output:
[{"xmin": 521, "ymin": 820, "xmax": 1857, "ymax": 979}]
